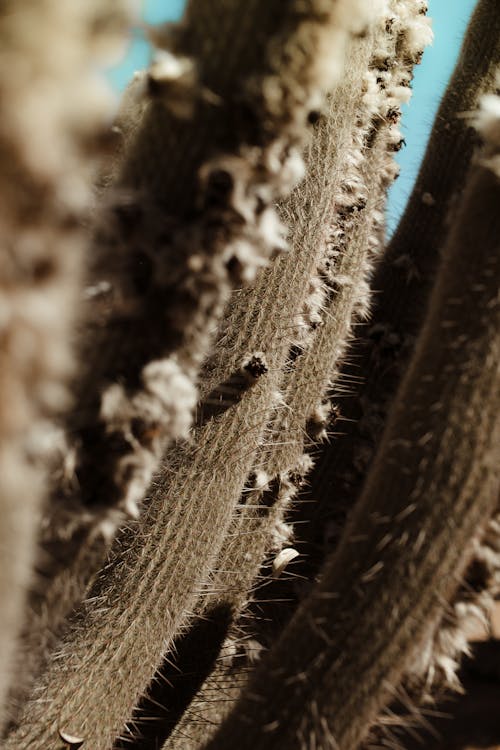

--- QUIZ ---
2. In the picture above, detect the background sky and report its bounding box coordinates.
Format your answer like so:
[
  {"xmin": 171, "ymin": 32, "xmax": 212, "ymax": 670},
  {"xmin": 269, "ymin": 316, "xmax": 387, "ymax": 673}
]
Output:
[
  {"xmin": 387, "ymin": 0, "xmax": 476, "ymax": 233},
  {"xmin": 105, "ymin": 0, "xmax": 477, "ymax": 235}
]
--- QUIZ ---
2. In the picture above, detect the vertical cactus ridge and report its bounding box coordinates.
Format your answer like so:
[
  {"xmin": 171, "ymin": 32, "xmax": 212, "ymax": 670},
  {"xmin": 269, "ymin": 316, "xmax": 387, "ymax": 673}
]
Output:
[
  {"xmin": 201, "ymin": 93, "xmax": 500, "ymax": 750},
  {"xmin": 0, "ymin": 0, "xmax": 135, "ymax": 728}
]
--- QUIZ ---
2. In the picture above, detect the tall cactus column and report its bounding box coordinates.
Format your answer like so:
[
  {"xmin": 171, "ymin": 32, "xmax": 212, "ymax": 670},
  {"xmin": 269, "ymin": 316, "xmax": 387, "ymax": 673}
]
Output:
[
  {"xmin": 4, "ymin": 2, "xmax": 376, "ymax": 748},
  {"xmin": 203, "ymin": 93, "xmax": 500, "ymax": 750}
]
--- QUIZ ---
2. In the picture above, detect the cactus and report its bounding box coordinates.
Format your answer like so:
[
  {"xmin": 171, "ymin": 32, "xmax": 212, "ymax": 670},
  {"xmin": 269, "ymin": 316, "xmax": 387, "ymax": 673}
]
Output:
[
  {"xmin": 0, "ymin": 1, "xmax": 499, "ymax": 749},
  {"xmin": 0, "ymin": 0, "xmax": 135, "ymax": 729}
]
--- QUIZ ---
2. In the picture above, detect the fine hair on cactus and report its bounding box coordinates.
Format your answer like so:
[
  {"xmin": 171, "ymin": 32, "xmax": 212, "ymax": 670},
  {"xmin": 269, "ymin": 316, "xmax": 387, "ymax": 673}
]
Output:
[{"xmin": 0, "ymin": 2, "xmax": 499, "ymax": 750}]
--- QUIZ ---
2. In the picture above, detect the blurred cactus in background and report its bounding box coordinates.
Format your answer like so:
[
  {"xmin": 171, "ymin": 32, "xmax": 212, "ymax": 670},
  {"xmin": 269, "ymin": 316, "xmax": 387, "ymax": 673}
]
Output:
[{"xmin": 0, "ymin": 1, "xmax": 499, "ymax": 749}]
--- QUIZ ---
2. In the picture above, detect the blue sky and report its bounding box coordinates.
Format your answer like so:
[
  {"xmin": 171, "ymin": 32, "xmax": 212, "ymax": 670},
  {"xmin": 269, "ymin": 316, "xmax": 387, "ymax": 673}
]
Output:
[
  {"xmin": 387, "ymin": 0, "xmax": 476, "ymax": 232},
  {"xmin": 105, "ymin": 0, "xmax": 477, "ymax": 234}
]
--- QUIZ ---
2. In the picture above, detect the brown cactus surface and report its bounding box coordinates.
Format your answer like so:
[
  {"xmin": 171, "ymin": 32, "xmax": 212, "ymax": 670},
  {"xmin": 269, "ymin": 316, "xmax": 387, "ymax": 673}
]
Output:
[{"xmin": 0, "ymin": 2, "xmax": 498, "ymax": 750}]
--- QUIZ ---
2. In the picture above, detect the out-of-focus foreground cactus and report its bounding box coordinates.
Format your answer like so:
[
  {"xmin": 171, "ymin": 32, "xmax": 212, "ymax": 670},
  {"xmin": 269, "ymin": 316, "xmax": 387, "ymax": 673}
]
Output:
[{"xmin": 0, "ymin": 1, "xmax": 499, "ymax": 749}]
